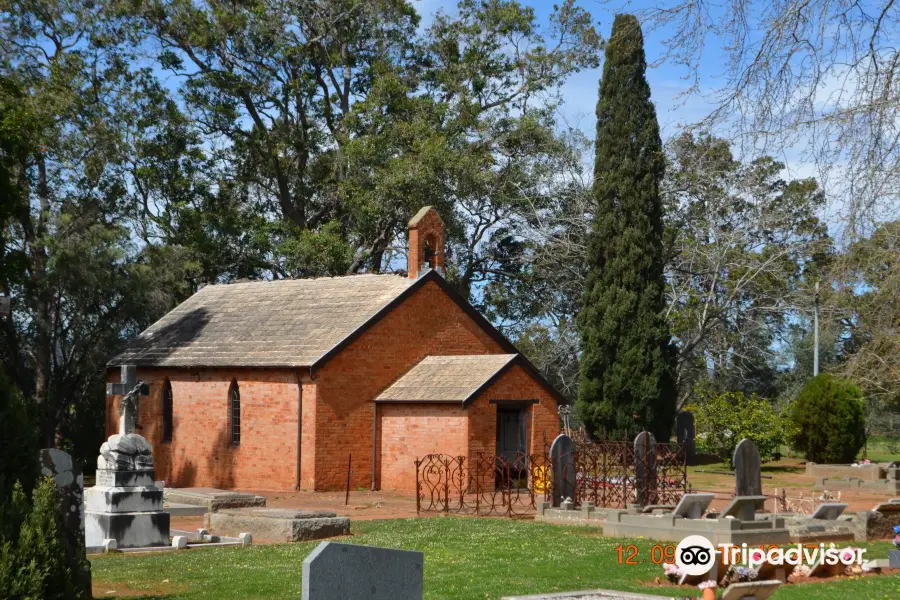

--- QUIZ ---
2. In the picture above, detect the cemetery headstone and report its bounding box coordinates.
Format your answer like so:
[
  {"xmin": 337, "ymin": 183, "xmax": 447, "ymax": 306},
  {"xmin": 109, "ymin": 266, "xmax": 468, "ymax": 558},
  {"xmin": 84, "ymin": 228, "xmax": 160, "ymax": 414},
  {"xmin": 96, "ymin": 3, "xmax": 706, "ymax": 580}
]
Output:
[
  {"xmin": 733, "ymin": 439, "xmax": 762, "ymax": 496},
  {"xmin": 721, "ymin": 495, "xmax": 768, "ymax": 522},
  {"xmin": 676, "ymin": 411, "xmax": 696, "ymax": 462},
  {"xmin": 809, "ymin": 503, "xmax": 848, "ymax": 520},
  {"xmin": 39, "ymin": 448, "xmax": 85, "ymax": 550},
  {"xmin": 549, "ymin": 434, "xmax": 576, "ymax": 507},
  {"xmin": 302, "ymin": 541, "xmax": 423, "ymax": 600},
  {"xmin": 634, "ymin": 431, "xmax": 657, "ymax": 507},
  {"xmin": 672, "ymin": 493, "xmax": 715, "ymax": 519},
  {"xmin": 85, "ymin": 365, "xmax": 169, "ymax": 548}
]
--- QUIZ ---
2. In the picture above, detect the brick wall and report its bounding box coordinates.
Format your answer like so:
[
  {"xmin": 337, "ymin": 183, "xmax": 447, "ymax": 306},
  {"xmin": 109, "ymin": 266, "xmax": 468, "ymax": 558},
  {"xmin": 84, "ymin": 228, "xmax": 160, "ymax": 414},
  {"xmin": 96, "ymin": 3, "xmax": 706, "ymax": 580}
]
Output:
[
  {"xmin": 106, "ymin": 367, "xmax": 302, "ymax": 490},
  {"xmin": 377, "ymin": 403, "xmax": 468, "ymax": 493},
  {"xmin": 312, "ymin": 279, "xmax": 503, "ymax": 490},
  {"xmin": 467, "ymin": 363, "xmax": 561, "ymax": 464},
  {"xmin": 105, "ymin": 282, "xmax": 561, "ymax": 493}
]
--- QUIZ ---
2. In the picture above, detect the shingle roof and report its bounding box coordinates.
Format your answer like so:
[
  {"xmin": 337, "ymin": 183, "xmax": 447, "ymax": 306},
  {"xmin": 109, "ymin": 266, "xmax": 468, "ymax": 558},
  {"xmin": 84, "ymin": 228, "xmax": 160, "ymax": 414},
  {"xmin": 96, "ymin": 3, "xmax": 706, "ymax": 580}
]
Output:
[
  {"xmin": 110, "ymin": 274, "xmax": 414, "ymax": 368},
  {"xmin": 375, "ymin": 354, "xmax": 519, "ymax": 405}
]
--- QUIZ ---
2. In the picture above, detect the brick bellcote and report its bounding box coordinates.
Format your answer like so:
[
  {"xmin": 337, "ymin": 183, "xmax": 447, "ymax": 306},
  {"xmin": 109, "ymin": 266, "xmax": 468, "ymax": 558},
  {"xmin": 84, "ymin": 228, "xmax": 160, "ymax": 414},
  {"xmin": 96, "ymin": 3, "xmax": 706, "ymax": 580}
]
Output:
[{"xmin": 407, "ymin": 206, "xmax": 445, "ymax": 279}]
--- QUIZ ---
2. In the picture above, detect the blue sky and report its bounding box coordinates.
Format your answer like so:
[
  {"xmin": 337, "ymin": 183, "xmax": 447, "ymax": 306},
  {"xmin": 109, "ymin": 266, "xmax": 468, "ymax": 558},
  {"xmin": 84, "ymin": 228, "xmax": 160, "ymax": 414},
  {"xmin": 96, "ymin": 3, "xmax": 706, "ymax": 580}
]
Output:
[{"xmin": 416, "ymin": 0, "xmax": 721, "ymax": 141}]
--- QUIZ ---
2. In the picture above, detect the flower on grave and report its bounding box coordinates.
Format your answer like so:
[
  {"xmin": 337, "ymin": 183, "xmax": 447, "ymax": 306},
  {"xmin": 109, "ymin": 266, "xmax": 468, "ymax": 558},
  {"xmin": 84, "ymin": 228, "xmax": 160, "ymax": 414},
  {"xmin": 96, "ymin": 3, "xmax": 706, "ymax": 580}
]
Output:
[
  {"xmin": 893, "ymin": 534, "xmax": 900, "ymax": 549},
  {"xmin": 840, "ymin": 547, "xmax": 863, "ymax": 563},
  {"xmin": 861, "ymin": 562, "xmax": 873, "ymax": 572},
  {"xmin": 749, "ymin": 549, "xmax": 764, "ymax": 563},
  {"xmin": 697, "ymin": 580, "xmax": 717, "ymax": 590},
  {"xmin": 789, "ymin": 565, "xmax": 811, "ymax": 581},
  {"xmin": 746, "ymin": 567, "xmax": 759, "ymax": 581},
  {"xmin": 663, "ymin": 562, "xmax": 683, "ymax": 582},
  {"xmin": 893, "ymin": 524, "xmax": 900, "ymax": 535}
]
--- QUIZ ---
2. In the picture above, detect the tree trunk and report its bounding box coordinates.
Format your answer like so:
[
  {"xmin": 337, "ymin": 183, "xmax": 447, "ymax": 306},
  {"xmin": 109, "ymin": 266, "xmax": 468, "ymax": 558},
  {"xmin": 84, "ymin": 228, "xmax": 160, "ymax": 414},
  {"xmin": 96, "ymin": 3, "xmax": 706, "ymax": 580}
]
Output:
[{"xmin": 32, "ymin": 154, "xmax": 54, "ymax": 447}]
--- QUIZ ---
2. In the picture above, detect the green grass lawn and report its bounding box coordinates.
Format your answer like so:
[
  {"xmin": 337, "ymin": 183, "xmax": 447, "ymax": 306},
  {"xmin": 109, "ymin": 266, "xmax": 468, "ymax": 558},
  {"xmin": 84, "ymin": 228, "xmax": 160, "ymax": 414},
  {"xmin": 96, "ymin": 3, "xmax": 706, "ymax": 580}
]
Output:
[{"xmin": 91, "ymin": 517, "xmax": 900, "ymax": 600}]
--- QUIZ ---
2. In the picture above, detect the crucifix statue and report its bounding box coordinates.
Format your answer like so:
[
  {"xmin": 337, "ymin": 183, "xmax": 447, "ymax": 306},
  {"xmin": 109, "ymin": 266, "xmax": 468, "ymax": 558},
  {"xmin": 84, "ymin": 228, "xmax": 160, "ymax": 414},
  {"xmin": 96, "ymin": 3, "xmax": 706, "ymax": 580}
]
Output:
[{"xmin": 106, "ymin": 365, "xmax": 149, "ymax": 435}]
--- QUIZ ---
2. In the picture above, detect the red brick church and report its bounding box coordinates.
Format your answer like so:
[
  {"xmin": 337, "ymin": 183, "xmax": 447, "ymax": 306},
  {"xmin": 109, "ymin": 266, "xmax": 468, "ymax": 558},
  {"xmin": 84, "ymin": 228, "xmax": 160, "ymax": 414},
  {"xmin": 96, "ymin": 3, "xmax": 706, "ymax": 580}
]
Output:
[{"xmin": 107, "ymin": 207, "xmax": 564, "ymax": 492}]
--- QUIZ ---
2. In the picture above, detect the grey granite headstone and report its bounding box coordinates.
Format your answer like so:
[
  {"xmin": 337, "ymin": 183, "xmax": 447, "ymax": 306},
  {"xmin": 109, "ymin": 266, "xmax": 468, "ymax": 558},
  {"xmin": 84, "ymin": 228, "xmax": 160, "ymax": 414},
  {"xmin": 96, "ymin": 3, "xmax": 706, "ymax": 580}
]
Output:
[
  {"xmin": 302, "ymin": 542, "xmax": 423, "ymax": 600},
  {"xmin": 733, "ymin": 438, "xmax": 762, "ymax": 496},
  {"xmin": 721, "ymin": 495, "xmax": 768, "ymax": 522},
  {"xmin": 890, "ymin": 550, "xmax": 900, "ymax": 569},
  {"xmin": 39, "ymin": 448, "xmax": 85, "ymax": 550},
  {"xmin": 549, "ymin": 434, "xmax": 576, "ymax": 507},
  {"xmin": 672, "ymin": 493, "xmax": 715, "ymax": 519},
  {"xmin": 634, "ymin": 431, "xmax": 657, "ymax": 507},
  {"xmin": 810, "ymin": 502, "xmax": 848, "ymax": 520},
  {"xmin": 676, "ymin": 411, "xmax": 695, "ymax": 461}
]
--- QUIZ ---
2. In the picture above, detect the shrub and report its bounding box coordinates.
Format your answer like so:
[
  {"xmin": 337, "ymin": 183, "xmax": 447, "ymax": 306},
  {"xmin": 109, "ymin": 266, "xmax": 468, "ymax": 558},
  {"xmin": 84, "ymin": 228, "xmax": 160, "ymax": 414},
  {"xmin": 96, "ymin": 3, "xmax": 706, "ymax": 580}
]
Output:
[
  {"xmin": 688, "ymin": 389, "xmax": 793, "ymax": 464},
  {"xmin": 0, "ymin": 370, "xmax": 38, "ymax": 540},
  {"xmin": 0, "ymin": 477, "xmax": 91, "ymax": 600},
  {"xmin": 789, "ymin": 374, "xmax": 866, "ymax": 463}
]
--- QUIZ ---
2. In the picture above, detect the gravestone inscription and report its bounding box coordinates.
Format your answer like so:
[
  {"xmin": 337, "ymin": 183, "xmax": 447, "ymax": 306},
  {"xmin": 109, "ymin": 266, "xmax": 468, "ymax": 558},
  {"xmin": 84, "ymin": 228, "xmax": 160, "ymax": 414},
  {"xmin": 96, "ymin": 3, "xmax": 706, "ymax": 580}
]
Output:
[
  {"xmin": 549, "ymin": 434, "xmax": 576, "ymax": 507},
  {"xmin": 302, "ymin": 541, "xmax": 423, "ymax": 600},
  {"xmin": 634, "ymin": 431, "xmax": 657, "ymax": 507},
  {"xmin": 734, "ymin": 438, "xmax": 763, "ymax": 497}
]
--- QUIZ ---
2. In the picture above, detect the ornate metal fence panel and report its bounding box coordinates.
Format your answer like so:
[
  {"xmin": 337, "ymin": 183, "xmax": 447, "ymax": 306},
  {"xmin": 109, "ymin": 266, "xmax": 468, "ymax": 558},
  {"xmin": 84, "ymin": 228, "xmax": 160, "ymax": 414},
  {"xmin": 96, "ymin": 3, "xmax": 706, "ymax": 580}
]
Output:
[
  {"xmin": 414, "ymin": 437, "xmax": 687, "ymax": 517},
  {"xmin": 414, "ymin": 452, "xmax": 551, "ymax": 517}
]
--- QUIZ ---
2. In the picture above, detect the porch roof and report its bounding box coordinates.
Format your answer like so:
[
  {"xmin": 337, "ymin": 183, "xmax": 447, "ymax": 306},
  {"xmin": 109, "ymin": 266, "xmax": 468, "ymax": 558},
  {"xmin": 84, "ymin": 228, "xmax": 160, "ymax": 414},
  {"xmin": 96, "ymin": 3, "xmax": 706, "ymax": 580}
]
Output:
[{"xmin": 375, "ymin": 354, "xmax": 519, "ymax": 406}]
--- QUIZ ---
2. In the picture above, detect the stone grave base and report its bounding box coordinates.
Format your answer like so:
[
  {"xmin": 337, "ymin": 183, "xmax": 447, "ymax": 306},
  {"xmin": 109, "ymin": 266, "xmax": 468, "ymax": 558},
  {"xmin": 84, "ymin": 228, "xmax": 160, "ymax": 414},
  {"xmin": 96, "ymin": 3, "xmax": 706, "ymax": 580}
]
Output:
[
  {"xmin": 501, "ymin": 590, "xmax": 676, "ymax": 600},
  {"xmin": 85, "ymin": 511, "xmax": 170, "ymax": 549},
  {"xmin": 854, "ymin": 509, "xmax": 900, "ymax": 540},
  {"xmin": 603, "ymin": 512, "xmax": 791, "ymax": 546},
  {"xmin": 815, "ymin": 477, "xmax": 900, "ymax": 493},
  {"xmin": 536, "ymin": 505, "xmax": 619, "ymax": 526},
  {"xmin": 165, "ymin": 503, "xmax": 208, "ymax": 517},
  {"xmin": 165, "ymin": 487, "xmax": 267, "ymax": 513},
  {"xmin": 209, "ymin": 508, "xmax": 350, "ymax": 542},
  {"xmin": 784, "ymin": 517, "xmax": 856, "ymax": 543}
]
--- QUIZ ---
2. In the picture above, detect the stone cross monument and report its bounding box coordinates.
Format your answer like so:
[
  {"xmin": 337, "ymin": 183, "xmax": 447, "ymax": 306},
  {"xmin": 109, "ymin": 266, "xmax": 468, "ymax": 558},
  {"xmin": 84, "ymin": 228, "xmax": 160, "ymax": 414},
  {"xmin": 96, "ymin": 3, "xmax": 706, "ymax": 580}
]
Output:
[
  {"xmin": 106, "ymin": 364, "xmax": 149, "ymax": 435},
  {"xmin": 85, "ymin": 365, "xmax": 169, "ymax": 549}
]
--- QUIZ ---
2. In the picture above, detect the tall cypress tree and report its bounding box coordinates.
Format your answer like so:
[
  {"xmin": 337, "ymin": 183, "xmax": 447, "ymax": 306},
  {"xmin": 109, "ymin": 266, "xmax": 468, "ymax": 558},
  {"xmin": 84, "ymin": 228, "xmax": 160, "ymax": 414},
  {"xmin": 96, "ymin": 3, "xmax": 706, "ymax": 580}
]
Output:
[{"xmin": 576, "ymin": 14, "xmax": 676, "ymax": 441}]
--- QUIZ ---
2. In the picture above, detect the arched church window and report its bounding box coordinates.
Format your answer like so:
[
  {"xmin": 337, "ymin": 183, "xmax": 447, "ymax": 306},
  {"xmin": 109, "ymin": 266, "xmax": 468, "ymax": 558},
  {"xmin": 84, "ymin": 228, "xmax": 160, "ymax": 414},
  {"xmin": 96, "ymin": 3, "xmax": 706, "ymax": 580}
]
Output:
[
  {"xmin": 229, "ymin": 380, "xmax": 241, "ymax": 446},
  {"xmin": 162, "ymin": 379, "xmax": 173, "ymax": 443}
]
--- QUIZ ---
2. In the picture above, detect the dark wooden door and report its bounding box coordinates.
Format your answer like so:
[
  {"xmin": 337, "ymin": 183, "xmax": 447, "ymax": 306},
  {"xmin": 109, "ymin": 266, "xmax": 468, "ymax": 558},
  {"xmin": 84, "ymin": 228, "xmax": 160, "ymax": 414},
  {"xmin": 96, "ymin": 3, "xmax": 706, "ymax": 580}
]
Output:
[{"xmin": 496, "ymin": 408, "xmax": 527, "ymax": 460}]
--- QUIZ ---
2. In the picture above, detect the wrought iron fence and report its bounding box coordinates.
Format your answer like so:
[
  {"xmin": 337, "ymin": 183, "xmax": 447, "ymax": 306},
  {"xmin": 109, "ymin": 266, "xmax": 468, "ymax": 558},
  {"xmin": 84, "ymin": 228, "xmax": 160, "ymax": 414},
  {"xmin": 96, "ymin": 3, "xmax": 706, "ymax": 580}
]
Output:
[
  {"xmin": 414, "ymin": 437, "xmax": 688, "ymax": 516},
  {"xmin": 414, "ymin": 452, "xmax": 549, "ymax": 517}
]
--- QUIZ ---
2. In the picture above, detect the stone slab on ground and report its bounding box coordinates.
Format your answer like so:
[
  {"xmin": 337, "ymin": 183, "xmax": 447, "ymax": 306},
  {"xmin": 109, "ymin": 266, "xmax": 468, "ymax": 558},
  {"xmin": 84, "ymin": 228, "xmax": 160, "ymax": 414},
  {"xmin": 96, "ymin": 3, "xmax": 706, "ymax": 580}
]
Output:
[
  {"xmin": 501, "ymin": 591, "xmax": 676, "ymax": 600},
  {"xmin": 210, "ymin": 508, "xmax": 349, "ymax": 542},
  {"xmin": 85, "ymin": 511, "xmax": 170, "ymax": 548},
  {"xmin": 786, "ymin": 517, "xmax": 856, "ymax": 543},
  {"xmin": 302, "ymin": 541, "xmax": 423, "ymax": 600},
  {"xmin": 165, "ymin": 487, "xmax": 266, "ymax": 512},
  {"xmin": 815, "ymin": 477, "xmax": 900, "ymax": 493},
  {"xmin": 720, "ymin": 580, "xmax": 781, "ymax": 600},
  {"xmin": 165, "ymin": 502, "xmax": 208, "ymax": 517}
]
